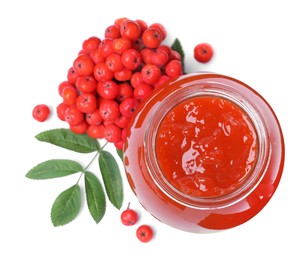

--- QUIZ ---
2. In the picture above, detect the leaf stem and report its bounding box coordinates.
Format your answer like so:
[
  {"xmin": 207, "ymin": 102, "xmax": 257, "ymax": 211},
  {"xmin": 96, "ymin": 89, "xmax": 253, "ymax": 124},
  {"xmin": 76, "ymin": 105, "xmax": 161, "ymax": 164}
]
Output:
[{"xmin": 76, "ymin": 142, "xmax": 109, "ymax": 184}]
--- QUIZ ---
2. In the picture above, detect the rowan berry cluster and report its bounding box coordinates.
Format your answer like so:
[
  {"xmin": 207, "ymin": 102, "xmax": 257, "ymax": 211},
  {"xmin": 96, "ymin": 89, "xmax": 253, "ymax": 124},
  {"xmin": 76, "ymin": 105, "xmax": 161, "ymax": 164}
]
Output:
[{"xmin": 55, "ymin": 18, "xmax": 184, "ymax": 150}]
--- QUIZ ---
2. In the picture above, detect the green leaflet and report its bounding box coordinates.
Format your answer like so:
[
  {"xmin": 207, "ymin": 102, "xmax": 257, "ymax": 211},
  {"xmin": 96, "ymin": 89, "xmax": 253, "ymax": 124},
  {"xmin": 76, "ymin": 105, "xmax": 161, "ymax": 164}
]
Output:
[
  {"xmin": 84, "ymin": 171, "xmax": 106, "ymax": 224},
  {"xmin": 25, "ymin": 159, "xmax": 83, "ymax": 180},
  {"xmin": 51, "ymin": 184, "xmax": 81, "ymax": 227},
  {"xmin": 35, "ymin": 128, "xmax": 100, "ymax": 153},
  {"xmin": 99, "ymin": 151, "xmax": 123, "ymax": 210},
  {"xmin": 116, "ymin": 148, "xmax": 124, "ymax": 162}
]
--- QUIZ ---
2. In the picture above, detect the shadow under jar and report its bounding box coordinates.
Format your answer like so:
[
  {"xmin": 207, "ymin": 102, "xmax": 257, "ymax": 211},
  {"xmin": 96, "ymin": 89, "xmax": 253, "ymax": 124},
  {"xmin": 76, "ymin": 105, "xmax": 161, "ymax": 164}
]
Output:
[{"xmin": 123, "ymin": 72, "xmax": 285, "ymax": 233}]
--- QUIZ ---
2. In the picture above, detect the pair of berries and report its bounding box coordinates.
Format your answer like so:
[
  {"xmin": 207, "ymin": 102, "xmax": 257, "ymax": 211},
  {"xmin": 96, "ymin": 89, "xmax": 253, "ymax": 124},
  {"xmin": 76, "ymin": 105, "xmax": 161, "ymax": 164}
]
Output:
[{"xmin": 120, "ymin": 203, "xmax": 153, "ymax": 243}]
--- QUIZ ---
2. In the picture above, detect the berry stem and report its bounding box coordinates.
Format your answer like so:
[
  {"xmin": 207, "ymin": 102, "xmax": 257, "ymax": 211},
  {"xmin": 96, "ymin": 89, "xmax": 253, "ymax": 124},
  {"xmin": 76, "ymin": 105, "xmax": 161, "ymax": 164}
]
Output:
[{"xmin": 76, "ymin": 141, "xmax": 109, "ymax": 184}]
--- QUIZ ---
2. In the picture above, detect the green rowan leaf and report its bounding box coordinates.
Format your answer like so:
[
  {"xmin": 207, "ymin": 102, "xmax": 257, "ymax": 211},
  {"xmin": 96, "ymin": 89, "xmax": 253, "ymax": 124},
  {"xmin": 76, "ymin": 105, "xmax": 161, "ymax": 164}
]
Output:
[
  {"xmin": 35, "ymin": 128, "xmax": 100, "ymax": 153},
  {"xmin": 84, "ymin": 171, "xmax": 106, "ymax": 224},
  {"xmin": 51, "ymin": 184, "xmax": 81, "ymax": 227},
  {"xmin": 26, "ymin": 159, "xmax": 83, "ymax": 180},
  {"xmin": 99, "ymin": 151, "xmax": 123, "ymax": 209}
]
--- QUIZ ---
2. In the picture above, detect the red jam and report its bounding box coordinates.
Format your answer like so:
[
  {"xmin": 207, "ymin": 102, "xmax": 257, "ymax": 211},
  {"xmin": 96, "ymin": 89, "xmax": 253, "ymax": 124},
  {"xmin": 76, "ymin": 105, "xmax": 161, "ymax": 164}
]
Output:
[
  {"xmin": 124, "ymin": 73, "xmax": 284, "ymax": 233},
  {"xmin": 156, "ymin": 96, "xmax": 258, "ymax": 198}
]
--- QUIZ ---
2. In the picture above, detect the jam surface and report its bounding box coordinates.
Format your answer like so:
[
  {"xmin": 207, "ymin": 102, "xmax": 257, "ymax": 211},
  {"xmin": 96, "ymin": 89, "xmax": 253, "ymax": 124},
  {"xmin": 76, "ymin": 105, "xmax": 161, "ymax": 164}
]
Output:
[{"xmin": 156, "ymin": 96, "xmax": 258, "ymax": 198}]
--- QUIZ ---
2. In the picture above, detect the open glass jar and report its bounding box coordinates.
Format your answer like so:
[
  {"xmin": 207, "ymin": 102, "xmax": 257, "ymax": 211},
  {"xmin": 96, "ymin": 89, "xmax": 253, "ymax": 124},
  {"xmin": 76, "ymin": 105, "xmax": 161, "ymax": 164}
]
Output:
[{"xmin": 123, "ymin": 72, "xmax": 285, "ymax": 233}]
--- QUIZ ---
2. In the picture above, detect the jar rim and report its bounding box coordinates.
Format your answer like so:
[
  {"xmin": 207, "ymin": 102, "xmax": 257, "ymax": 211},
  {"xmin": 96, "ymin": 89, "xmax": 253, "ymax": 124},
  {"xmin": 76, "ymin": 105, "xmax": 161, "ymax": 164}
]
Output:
[{"xmin": 144, "ymin": 76, "xmax": 271, "ymax": 209}]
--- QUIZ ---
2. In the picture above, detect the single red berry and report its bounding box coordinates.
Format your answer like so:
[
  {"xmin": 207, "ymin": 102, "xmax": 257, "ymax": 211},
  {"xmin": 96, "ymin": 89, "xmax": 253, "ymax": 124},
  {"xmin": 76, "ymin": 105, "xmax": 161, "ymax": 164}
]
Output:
[
  {"xmin": 194, "ymin": 43, "xmax": 214, "ymax": 63},
  {"xmin": 76, "ymin": 93, "xmax": 97, "ymax": 113},
  {"xmin": 58, "ymin": 81, "xmax": 73, "ymax": 97},
  {"xmin": 67, "ymin": 66, "xmax": 80, "ymax": 85},
  {"xmin": 104, "ymin": 24, "xmax": 121, "ymax": 39},
  {"xmin": 140, "ymin": 48, "xmax": 153, "ymax": 64},
  {"xmin": 97, "ymin": 80, "xmax": 120, "ymax": 100},
  {"xmin": 142, "ymin": 28, "xmax": 163, "ymax": 49},
  {"xmin": 130, "ymin": 72, "xmax": 143, "ymax": 88},
  {"xmin": 70, "ymin": 120, "xmax": 89, "ymax": 134},
  {"xmin": 99, "ymin": 99, "xmax": 120, "ymax": 121},
  {"xmin": 165, "ymin": 60, "xmax": 183, "ymax": 78},
  {"xmin": 86, "ymin": 109, "xmax": 103, "ymax": 126},
  {"xmin": 32, "ymin": 104, "xmax": 50, "ymax": 122},
  {"xmin": 121, "ymin": 48, "xmax": 141, "ymax": 70},
  {"xmin": 170, "ymin": 50, "xmax": 182, "ymax": 61},
  {"xmin": 115, "ymin": 115, "xmax": 130, "ymax": 129},
  {"xmin": 149, "ymin": 23, "xmax": 167, "ymax": 40},
  {"xmin": 151, "ymin": 49, "xmax": 169, "ymax": 66},
  {"xmin": 76, "ymin": 75, "xmax": 97, "ymax": 93},
  {"xmin": 119, "ymin": 97, "xmax": 139, "ymax": 118},
  {"xmin": 99, "ymin": 38, "xmax": 114, "ymax": 58},
  {"xmin": 73, "ymin": 54, "xmax": 95, "ymax": 76},
  {"xmin": 89, "ymin": 48, "xmax": 106, "ymax": 64},
  {"xmin": 103, "ymin": 124, "xmax": 122, "ymax": 143},
  {"xmin": 135, "ymin": 19, "xmax": 148, "ymax": 34},
  {"xmin": 105, "ymin": 53, "xmax": 123, "ymax": 72},
  {"xmin": 114, "ymin": 139, "xmax": 124, "ymax": 150},
  {"xmin": 62, "ymin": 86, "xmax": 78, "ymax": 105},
  {"xmin": 114, "ymin": 67, "xmax": 132, "ymax": 82},
  {"xmin": 93, "ymin": 62, "xmax": 114, "ymax": 81},
  {"xmin": 87, "ymin": 124, "xmax": 105, "ymax": 139},
  {"xmin": 56, "ymin": 102, "xmax": 69, "ymax": 121},
  {"xmin": 157, "ymin": 44, "xmax": 172, "ymax": 57},
  {"xmin": 120, "ymin": 203, "xmax": 138, "ymax": 226},
  {"xmin": 134, "ymin": 83, "xmax": 153, "ymax": 102},
  {"xmin": 141, "ymin": 64, "xmax": 161, "ymax": 84},
  {"xmin": 136, "ymin": 225, "xmax": 153, "ymax": 243},
  {"xmin": 153, "ymin": 75, "xmax": 170, "ymax": 89},
  {"xmin": 120, "ymin": 20, "xmax": 141, "ymax": 41},
  {"xmin": 113, "ymin": 37, "xmax": 132, "ymax": 55},
  {"xmin": 65, "ymin": 106, "xmax": 84, "ymax": 126},
  {"xmin": 82, "ymin": 36, "xmax": 101, "ymax": 54},
  {"xmin": 116, "ymin": 83, "xmax": 134, "ymax": 102},
  {"xmin": 114, "ymin": 17, "xmax": 129, "ymax": 27}
]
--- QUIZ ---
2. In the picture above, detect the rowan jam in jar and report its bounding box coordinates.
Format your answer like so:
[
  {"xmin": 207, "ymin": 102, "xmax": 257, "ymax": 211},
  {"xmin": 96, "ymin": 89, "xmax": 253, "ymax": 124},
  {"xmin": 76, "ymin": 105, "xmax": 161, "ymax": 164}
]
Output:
[{"xmin": 123, "ymin": 72, "xmax": 285, "ymax": 233}]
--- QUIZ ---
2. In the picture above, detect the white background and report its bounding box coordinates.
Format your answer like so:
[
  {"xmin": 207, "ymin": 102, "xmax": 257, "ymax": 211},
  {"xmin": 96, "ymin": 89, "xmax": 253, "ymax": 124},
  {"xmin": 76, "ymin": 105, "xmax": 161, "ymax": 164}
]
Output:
[{"xmin": 0, "ymin": 0, "xmax": 305, "ymax": 259}]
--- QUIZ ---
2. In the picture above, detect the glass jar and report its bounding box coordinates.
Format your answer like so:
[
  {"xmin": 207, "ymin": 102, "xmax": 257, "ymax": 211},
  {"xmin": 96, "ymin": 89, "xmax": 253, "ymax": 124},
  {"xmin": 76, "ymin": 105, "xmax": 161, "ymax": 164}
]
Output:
[{"xmin": 123, "ymin": 72, "xmax": 285, "ymax": 233}]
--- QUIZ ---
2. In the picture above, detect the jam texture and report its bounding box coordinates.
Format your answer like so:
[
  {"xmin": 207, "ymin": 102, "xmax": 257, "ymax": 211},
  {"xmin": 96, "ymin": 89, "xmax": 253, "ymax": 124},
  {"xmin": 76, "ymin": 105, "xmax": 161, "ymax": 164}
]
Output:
[{"xmin": 156, "ymin": 96, "xmax": 258, "ymax": 198}]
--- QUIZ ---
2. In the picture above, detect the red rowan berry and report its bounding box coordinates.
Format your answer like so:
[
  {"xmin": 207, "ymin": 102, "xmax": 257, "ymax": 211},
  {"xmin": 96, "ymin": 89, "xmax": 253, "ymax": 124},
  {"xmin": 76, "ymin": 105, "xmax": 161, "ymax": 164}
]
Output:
[
  {"xmin": 76, "ymin": 75, "xmax": 97, "ymax": 93},
  {"xmin": 165, "ymin": 60, "xmax": 183, "ymax": 78},
  {"xmin": 141, "ymin": 64, "xmax": 161, "ymax": 84},
  {"xmin": 142, "ymin": 28, "xmax": 163, "ymax": 48},
  {"xmin": 104, "ymin": 24, "xmax": 120, "ymax": 39},
  {"xmin": 99, "ymin": 99, "xmax": 120, "ymax": 121},
  {"xmin": 32, "ymin": 104, "xmax": 50, "ymax": 122},
  {"xmin": 73, "ymin": 54, "xmax": 95, "ymax": 76},
  {"xmin": 93, "ymin": 62, "xmax": 114, "ymax": 81},
  {"xmin": 65, "ymin": 106, "xmax": 84, "ymax": 126},
  {"xmin": 87, "ymin": 124, "xmax": 105, "ymax": 139},
  {"xmin": 194, "ymin": 42, "xmax": 214, "ymax": 63},
  {"xmin": 104, "ymin": 124, "xmax": 122, "ymax": 143},
  {"xmin": 121, "ymin": 49, "xmax": 141, "ymax": 70},
  {"xmin": 82, "ymin": 36, "xmax": 101, "ymax": 54},
  {"xmin": 70, "ymin": 120, "xmax": 89, "ymax": 134},
  {"xmin": 76, "ymin": 93, "xmax": 97, "ymax": 113},
  {"xmin": 136, "ymin": 225, "xmax": 153, "ymax": 243},
  {"xmin": 120, "ymin": 20, "xmax": 141, "ymax": 41},
  {"xmin": 97, "ymin": 80, "xmax": 120, "ymax": 100}
]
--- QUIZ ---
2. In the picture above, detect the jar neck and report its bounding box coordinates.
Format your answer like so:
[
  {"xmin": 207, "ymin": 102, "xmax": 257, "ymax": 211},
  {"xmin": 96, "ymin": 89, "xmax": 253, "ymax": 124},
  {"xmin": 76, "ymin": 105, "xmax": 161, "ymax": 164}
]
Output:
[{"xmin": 143, "ymin": 76, "xmax": 270, "ymax": 209}]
